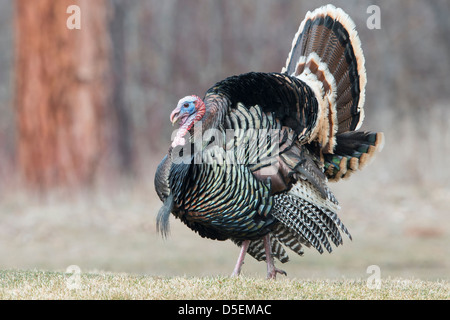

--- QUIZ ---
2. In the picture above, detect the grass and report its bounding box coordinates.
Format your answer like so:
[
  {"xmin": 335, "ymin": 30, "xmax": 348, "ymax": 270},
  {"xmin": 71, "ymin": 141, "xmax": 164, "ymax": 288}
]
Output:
[{"xmin": 0, "ymin": 269, "xmax": 448, "ymax": 300}]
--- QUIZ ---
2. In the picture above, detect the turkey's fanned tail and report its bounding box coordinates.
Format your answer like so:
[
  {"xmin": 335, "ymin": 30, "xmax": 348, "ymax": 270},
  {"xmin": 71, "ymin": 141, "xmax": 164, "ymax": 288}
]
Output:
[{"xmin": 283, "ymin": 4, "xmax": 367, "ymax": 153}]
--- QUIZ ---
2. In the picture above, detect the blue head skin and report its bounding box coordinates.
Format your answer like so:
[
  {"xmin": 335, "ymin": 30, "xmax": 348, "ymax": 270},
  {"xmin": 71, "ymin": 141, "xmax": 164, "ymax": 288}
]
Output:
[
  {"xmin": 170, "ymin": 95, "xmax": 206, "ymax": 147},
  {"xmin": 170, "ymin": 96, "xmax": 200, "ymax": 126}
]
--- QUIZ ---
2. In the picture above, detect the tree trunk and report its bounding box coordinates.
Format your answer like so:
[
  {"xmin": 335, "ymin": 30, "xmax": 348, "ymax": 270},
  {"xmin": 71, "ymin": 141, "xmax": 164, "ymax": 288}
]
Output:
[
  {"xmin": 109, "ymin": 0, "xmax": 134, "ymax": 177},
  {"xmin": 14, "ymin": 0, "xmax": 110, "ymax": 191}
]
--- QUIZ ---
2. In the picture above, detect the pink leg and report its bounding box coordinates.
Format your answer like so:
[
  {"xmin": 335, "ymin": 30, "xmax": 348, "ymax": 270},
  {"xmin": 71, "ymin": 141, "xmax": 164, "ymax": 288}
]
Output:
[
  {"xmin": 231, "ymin": 240, "xmax": 250, "ymax": 277},
  {"xmin": 263, "ymin": 234, "xmax": 287, "ymax": 280}
]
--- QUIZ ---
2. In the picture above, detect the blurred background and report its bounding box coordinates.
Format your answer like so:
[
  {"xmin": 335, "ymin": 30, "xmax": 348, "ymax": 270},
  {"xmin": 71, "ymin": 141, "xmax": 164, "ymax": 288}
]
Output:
[{"xmin": 0, "ymin": 0, "xmax": 449, "ymax": 281}]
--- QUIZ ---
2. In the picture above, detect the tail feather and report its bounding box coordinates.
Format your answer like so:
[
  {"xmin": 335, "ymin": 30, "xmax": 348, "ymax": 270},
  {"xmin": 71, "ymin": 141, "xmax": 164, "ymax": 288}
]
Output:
[
  {"xmin": 324, "ymin": 132, "xmax": 385, "ymax": 181},
  {"xmin": 283, "ymin": 4, "xmax": 367, "ymax": 153}
]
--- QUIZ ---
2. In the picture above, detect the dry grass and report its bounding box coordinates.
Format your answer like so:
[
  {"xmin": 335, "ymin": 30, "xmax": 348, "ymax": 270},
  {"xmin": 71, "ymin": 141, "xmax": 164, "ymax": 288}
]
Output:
[{"xmin": 0, "ymin": 269, "xmax": 448, "ymax": 300}]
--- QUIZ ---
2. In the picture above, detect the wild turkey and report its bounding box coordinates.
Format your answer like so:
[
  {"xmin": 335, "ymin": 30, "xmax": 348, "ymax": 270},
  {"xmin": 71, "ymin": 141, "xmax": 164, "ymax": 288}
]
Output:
[{"xmin": 154, "ymin": 5, "xmax": 384, "ymax": 279}]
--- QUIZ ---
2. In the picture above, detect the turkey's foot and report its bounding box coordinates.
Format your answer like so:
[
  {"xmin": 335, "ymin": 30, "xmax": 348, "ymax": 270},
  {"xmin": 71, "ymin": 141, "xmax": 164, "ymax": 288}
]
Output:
[
  {"xmin": 266, "ymin": 264, "xmax": 287, "ymax": 280},
  {"xmin": 263, "ymin": 234, "xmax": 287, "ymax": 280}
]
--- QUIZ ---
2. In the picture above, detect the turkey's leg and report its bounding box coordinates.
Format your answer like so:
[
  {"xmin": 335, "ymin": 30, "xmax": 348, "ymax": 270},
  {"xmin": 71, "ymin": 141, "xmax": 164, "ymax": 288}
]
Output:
[
  {"xmin": 263, "ymin": 234, "xmax": 287, "ymax": 279},
  {"xmin": 231, "ymin": 240, "xmax": 250, "ymax": 277}
]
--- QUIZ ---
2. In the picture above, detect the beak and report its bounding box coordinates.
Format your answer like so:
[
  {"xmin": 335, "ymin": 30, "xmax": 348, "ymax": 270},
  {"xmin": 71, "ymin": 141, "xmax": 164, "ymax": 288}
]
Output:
[{"xmin": 170, "ymin": 109, "xmax": 180, "ymax": 126}]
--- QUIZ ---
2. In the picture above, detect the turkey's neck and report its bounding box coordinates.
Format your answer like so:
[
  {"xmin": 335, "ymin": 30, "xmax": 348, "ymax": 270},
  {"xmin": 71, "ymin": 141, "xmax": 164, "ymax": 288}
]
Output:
[{"xmin": 191, "ymin": 93, "xmax": 229, "ymax": 145}]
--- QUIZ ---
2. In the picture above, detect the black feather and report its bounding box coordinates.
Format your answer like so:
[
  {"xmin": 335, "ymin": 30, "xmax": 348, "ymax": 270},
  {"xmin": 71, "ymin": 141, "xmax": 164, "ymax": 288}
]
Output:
[{"xmin": 156, "ymin": 193, "xmax": 174, "ymax": 239}]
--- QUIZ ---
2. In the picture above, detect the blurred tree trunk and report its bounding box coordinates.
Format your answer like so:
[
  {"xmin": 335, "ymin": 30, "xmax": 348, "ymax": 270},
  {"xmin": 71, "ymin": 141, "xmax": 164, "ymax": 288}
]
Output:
[
  {"xmin": 109, "ymin": 0, "xmax": 134, "ymax": 177},
  {"xmin": 14, "ymin": 0, "xmax": 110, "ymax": 191}
]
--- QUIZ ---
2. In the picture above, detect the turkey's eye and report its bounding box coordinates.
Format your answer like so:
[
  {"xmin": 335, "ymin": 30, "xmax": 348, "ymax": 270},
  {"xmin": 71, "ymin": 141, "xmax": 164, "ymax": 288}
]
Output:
[{"xmin": 183, "ymin": 103, "xmax": 190, "ymax": 108}]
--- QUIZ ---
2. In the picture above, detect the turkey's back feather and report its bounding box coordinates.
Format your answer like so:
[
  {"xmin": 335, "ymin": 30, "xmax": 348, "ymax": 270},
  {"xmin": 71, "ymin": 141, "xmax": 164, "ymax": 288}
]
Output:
[{"xmin": 204, "ymin": 72, "xmax": 319, "ymax": 141}]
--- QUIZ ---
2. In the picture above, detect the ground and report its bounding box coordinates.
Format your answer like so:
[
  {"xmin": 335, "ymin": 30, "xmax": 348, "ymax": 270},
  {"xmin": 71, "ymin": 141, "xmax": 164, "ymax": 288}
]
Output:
[{"xmin": 0, "ymin": 270, "xmax": 448, "ymax": 299}]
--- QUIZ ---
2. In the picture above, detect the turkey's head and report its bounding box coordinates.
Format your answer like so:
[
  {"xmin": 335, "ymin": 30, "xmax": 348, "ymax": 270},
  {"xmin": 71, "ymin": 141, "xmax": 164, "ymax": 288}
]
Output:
[{"xmin": 170, "ymin": 95, "xmax": 206, "ymax": 147}]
